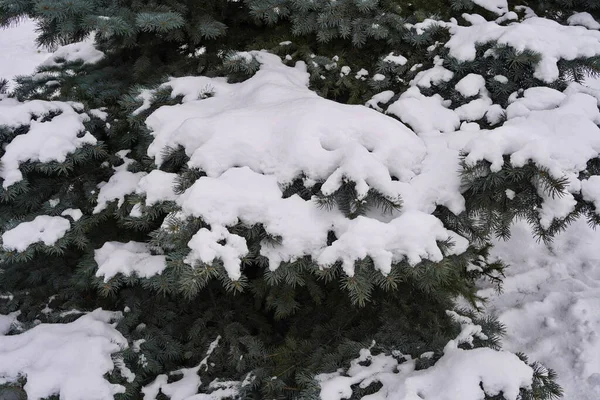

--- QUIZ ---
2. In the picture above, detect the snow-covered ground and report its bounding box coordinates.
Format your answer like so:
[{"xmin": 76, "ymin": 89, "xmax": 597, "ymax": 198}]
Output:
[
  {"xmin": 482, "ymin": 220, "xmax": 600, "ymax": 400},
  {"xmin": 2, "ymin": 17, "xmax": 600, "ymax": 400},
  {"xmin": 0, "ymin": 19, "xmax": 50, "ymax": 88}
]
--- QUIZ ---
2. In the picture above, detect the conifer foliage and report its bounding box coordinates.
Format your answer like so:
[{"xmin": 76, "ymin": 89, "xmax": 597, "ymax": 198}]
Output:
[{"xmin": 1, "ymin": 0, "xmax": 599, "ymax": 399}]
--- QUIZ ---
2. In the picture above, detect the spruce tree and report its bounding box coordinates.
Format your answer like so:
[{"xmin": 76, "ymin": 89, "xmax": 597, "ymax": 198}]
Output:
[{"xmin": 1, "ymin": 0, "xmax": 600, "ymax": 399}]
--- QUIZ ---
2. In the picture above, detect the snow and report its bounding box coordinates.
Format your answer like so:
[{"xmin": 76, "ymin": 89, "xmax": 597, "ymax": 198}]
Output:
[
  {"xmin": 1, "ymin": 216, "xmax": 70, "ymax": 252},
  {"xmin": 446, "ymin": 17, "xmax": 600, "ymax": 82},
  {"xmin": 463, "ymin": 91, "xmax": 600, "ymax": 225},
  {"xmin": 481, "ymin": 219, "xmax": 600, "ymax": 400},
  {"xmin": 383, "ymin": 52, "xmax": 407, "ymax": 65},
  {"xmin": 0, "ymin": 309, "xmax": 127, "ymax": 400},
  {"xmin": 41, "ymin": 36, "xmax": 105, "ymax": 68},
  {"xmin": 568, "ymin": 12, "xmax": 600, "ymax": 30},
  {"xmin": 147, "ymin": 52, "xmax": 424, "ymax": 198},
  {"xmin": 365, "ymin": 90, "xmax": 395, "ymax": 112},
  {"xmin": 0, "ymin": 311, "xmax": 20, "ymax": 335},
  {"xmin": 581, "ymin": 176, "xmax": 600, "ymax": 211},
  {"xmin": 93, "ymin": 151, "xmax": 147, "ymax": 213},
  {"xmin": 455, "ymin": 74, "xmax": 486, "ymax": 97},
  {"xmin": 94, "ymin": 241, "xmax": 167, "ymax": 281},
  {"xmin": 470, "ymin": 0, "xmax": 508, "ymax": 15},
  {"xmin": 387, "ymin": 87, "xmax": 460, "ymax": 133},
  {"xmin": 0, "ymin": 98, "xmax": 96, "ymax": 188},
  {"xmin": 136, "ymin": 170, "xmax": 178, "ymax": 205},
  {"xmin": 145, "ymin": 53, "xmax": 470, "ymax": 279},
  {"xmin": 0, "ymin": 19, "xmax": 50, "ymax": 89},
  {"xmin": 61, "ymin": 208, "xmax": 83, "ymax": 221},
  {"xmin": 318, "ymin": 313, "xmax": 533, "ymax": 400},
  {"xmin": 410, "ymin": 57, "xmax": 454, "ymax": 88},
  {"xmin": 142, "ymin": 336, "xmax": 230, "ymax": 400}
]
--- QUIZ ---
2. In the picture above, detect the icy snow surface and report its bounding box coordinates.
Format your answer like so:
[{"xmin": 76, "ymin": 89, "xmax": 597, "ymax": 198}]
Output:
[{"xmin": 0, "ymin": 309, "xmax": 127, "ymax": 400}]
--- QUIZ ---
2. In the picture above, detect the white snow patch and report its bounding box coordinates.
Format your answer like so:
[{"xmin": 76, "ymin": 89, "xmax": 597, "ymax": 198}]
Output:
[
  {"xmin": 0, "ymin": 19, "xmax": 50, "ymax": 89},
  {"xmin": 41, "ymin": 36, "xmax": 105, "ymax": 68},
  {"xmin": 568, "ymin": 12, "xmax": 600, "ymax": 30},
  {"xmin": 446, "ymin": 17, "xmax": 600, "ymax": 82},
  {"xmin": 387, "ymin": 87, "xmax": 460, "ymax": 133},
  {"xmin": 136, "ymin": 170, "xmax": 178, "ymax": 205},
  {"xmin": 2, "ymin": 216, "xmax": 70, "ymax": 252},
  {"xmin": 0, "ymin": 309, "xmax": 126, "ymax": 400},
  {"xmin": 61, "ymin": 208, "xmax": 83, "ymax": 221},
  {"xmin": 455, "ymin": 74, "xmax": 486, "ymax": 97},
  {"xmin": 481, "ymin": 219, "xmax": 600, "ymax": 400},
  {"xmin": 470, "ymin": 0, "xmax": 508, "ymax": 15},
  {"xmin": 94, "ymin": 241, "xmax": 167, "ymax": 281},
  {"xmin": 0, "ymin": 99, "xmax": 96, "ymax": 188}
]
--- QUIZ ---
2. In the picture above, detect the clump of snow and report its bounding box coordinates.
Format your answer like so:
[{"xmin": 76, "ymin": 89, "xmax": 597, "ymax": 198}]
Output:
[
  {"xmin": 1, "ymin": 216, "xmax": 70, "ymax": 252},
  {"xmin": 365, "ymin": 90, "xmax": 395, "ymax": 112},
  {"xmin": 446, "ymin": 17, "xmax": 600, "ymax": 82},
  {"xmin": 0, "ymin": 311, "xmax": 20, "ymax": 335},
  {"xmin": 455, "ymin": 74, "xmax": 486, "ymax": 97},
  {"xmin": 41, "ymin": 36, "xmax": 105, "ymax": 68},
  {"xmin": 136, "ymin": 170, "xmax": 178, "ymax": 205},
  {"xmin": 94, "ymin": 241, "xmax": 167, "ymax": 281},
  {"xmin": 411, "ymin": 56, "xmax": 454, "ymax": 88},
  {"xmin": 179, "ymin": 167, "xmax": 468, "ymax": 278},
  {"xmin": 470, "ymin": 0, "xmax": 508, "ymax": 15},
  {"xmin": 581, "ymin": 176, "xmax": 600, "ymax": 212},
  {"xmin": 318, "ymin": 313, "xmax": 533, "ymax": 400},
  {"xmin": 0, "ymin": 98, "xmax": 96, "ymax": 188},
  {"xmin": 387, "ymin": 87, "xmax": 460, "ymax": 133},
  {"xmin": 383, "ymin": 52, "xmax": 407, "ymax": 65},
  {"xmin": 0, "ymin": 309, "xmax": 126, "ymax": 400},
  {"xmin": 481, "ymin": 218, "xmax": 600, "ymax": 400},
  {"xmin": 93, "ymin": 151, "xmax": 147, "ymax": 213},
  {"xmin": 568, "ymin": 12, "xmax": 600, "ymax": 30},
  {"xmin": 61, "ymin": 208, "xmax": 83, "ymax": 221}
]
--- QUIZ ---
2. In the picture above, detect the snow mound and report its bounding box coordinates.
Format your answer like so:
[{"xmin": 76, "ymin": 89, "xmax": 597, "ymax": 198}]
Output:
[
  {"xmin": 0, "ymin": 98, "xmax": 96, "ymax": 188},
  {"xmin": 568, "ymin": 12, "xmax": 600, "ymax": 30},
  {"xmin": 0, "ymin": 309, "xmax": 127, "ymax": 400},
  {"xmin": 1, "ymin": 216, "xmax": 70, "ymax": 252},
  {"xmin": 481, "ymin": 218, "xmax": 600, "ymax": 400},
  {"xmin": 147, "ymin": 52, "xmax": 424, "ymax": 199},
  {"xmin": 94, "ymin": 241, "xmax": 167, "ymax": 281}
]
